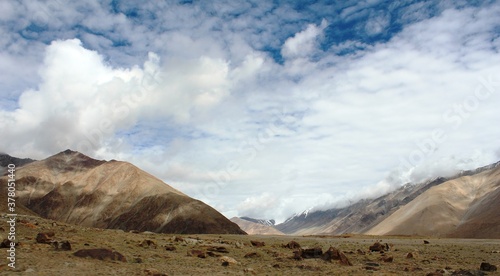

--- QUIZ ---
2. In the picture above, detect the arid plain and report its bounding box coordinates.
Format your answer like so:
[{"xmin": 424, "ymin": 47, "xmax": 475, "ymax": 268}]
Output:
[{"xmin": 2, "ymin": 213, "xmax": 499, "ymax": 275}]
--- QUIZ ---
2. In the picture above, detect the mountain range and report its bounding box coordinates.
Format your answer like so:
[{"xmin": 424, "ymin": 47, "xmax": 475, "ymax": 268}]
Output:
[
  {"xmin": 0, "ymin": 150, "xmax": 245, "ymax": 234},
  {"xmin": 274, "ymin": 161, "xmax": 500, "ymax": 238}
]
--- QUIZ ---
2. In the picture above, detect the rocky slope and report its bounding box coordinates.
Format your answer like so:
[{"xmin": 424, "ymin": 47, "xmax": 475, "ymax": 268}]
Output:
[
  {"xmin": 0, "ymin": 150, "xmax": 245, "ymax": 234},
  {"xmin": 230, "ymin": 217, "xmax": 284, "ymax": 235},
  {"xmin": 367, "ymin": 163, "xmax": 500, "ymax": 238},
  {"xmin": 277, "ymin": 161, "xmax": 500, "ymax": 238}
]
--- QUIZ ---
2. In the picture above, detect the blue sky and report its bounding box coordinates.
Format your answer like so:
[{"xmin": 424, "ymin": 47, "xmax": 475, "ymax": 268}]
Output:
[{"xmin": 1, "ymin": 0, "xmax": 500, "ymax": 222}]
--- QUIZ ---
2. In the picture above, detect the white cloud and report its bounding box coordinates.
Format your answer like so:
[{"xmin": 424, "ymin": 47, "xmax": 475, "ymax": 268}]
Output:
[
  {"xmin": 1, "ymin": 1, "xmax": 500, "ymax": 223},
  {"xmin": 281, "ymin": 19, "xmax": 328, "ymax": 59}
]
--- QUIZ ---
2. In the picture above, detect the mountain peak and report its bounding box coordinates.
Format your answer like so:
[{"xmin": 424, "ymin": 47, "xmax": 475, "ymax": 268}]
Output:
[{"xmin": 46, "ymin": 149, "xmax": 106, "ymax": 171}]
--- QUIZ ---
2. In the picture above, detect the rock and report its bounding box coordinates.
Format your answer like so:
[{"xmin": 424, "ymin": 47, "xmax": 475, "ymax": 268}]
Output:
[
  {"xmin": 381, "ymin": 256, "xmax": 393, "ymax": 263},
  {"xmin": 357, "ymin": 249, "xmax": 366, "ymax": 255},
  {"xmin": 139, "ymin": 240, "xmax": 157, "ymax": 249},
  {"xmin": 479, "ymin": 262, "xmax": 497, "ymax": 272},
  {"xmin": 339, "ymin": 251, "xmax": 352, "ymax": 266},
  {"xmin": 220, "ymin": 256, "xmax": 238, "ymax": 265},
  {"xmin": 52, "ymin": 240, "xmax": 71, "ymax": 251},
  {"xmin": 250, "ymin": 240, "xmax": 265, "ymax": 247},
  {"xmin": 244, "ymin": 252, "xmax": 260, "ymax": 258},
  {"xmin": 187, "ymin": 249, "xmax": 206, "ymax": 258},
  {"xmin": 366, "ymin": 262, "xmax": 380, "ymax": 267},
  {"xmin": 235, "ymin": 242, "xmax": 244, "ymax": 248},
  {"xmin": 424, "ymin": 240, "xmax": 430, "ymax": 244},
  {"xmin": 73, "ymin": 248, "xmax": 127, "ymax": 262},
  {"xmin": 369, "ymin": 242, "xmax": 385, "ymax": 252},
  {"xmin": 36, "ymin": 232, "xmax": 55, "ymax": 244},
  {"xmin": 0, "ymin": 239, "xmax": 18, "ymax": 248},
  {"xmin": 144, "ymin": 268, "xmax": 168, "ymax": 276},
  {"xmin": 207, "ymin": 246, "xmax": 228, "ymax": 253},
  {"xmin": 322, "ymin": 247, "xmax": 341, "ymax": 261},
  {"xmin": 292, "ymin": 250, "xmax": 303, "ymax": 260},
  {"xmin": 451, "ymin": 269, "xmax": 486, "ymax": 276},
  {"xmin": 272, "ymin": 264, "xmax": 280, "ymax": 268},
  {"xmin": 243, "ymin": 268, "xmax": 256, "ymax": 274},
  {"xmin": 284, "ymin": 241, "xmax": 301, "ymax": 249},
  {"xmin": 173, "ymin": 236, "xmax": 184, "ymax": 242},
  {"xmin": 164, "ymin": 245, "xmax": 176, "ymax": 251},
  {"xmin": 301, "ymin": 247, "xmax": 323, "ymax": 259},
  {"xmin": 206, "ymin": 251, "xmax": 221, "ymax": 257},
  {"xmin": 406, "ymin": 252, "xmax": 414, "ymax": 258}
]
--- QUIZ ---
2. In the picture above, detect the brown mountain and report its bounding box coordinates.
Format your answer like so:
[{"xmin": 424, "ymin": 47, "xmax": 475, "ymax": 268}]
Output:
[
  {"xmin": 0, "ymin": 150, "xmax": 245, "ymax": 234},
  {"xmin": 230, "ymin": 217, "xmax": 285, "ymax": 235},
  {"xmin": 277, "ymin": 161, "xmax": 500, "ymax": 238},
  {"xmin": 367, "ymin": 162, "xmax": 500, "ymax": 238}
]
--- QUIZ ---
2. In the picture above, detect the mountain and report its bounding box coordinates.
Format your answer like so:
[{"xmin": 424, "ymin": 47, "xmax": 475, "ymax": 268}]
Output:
[
  {"xmin": 367, "ymin": 162, "xmax": 500, "ymax": 238},
  {"xmin": 230, "ymin": 217, "xmax": 284, "ymax": 235},
  {"xmin": 0, "ymin": 153, "xmax": 35, "ymax": 175},
  {"xmin": 277, "ymin": 161, "xmax": 500, "ymax": 238},
  {"xmin": 0, "ymin": 150, "xmax": 245, "ymax": 234},
  {"xmin": 240, "ymin": 216, "xmax": 276, "ymax": 227}
]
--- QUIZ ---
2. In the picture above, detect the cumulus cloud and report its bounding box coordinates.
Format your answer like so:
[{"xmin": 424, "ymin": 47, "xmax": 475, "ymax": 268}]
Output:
[{"xmin": 281, "ymin": 19, "xmax": 328, "ymax": 59}]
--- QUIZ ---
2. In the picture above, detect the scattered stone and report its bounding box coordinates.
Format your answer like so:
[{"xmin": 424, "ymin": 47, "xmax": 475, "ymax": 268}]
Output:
[
  {"xmin": 134, "ymin": 257, "xmax": 143, "ymax": 263},
  {"xmin": 183, "ymin": 238, "xmax": 199, "ymax": 246},
  {"xmin": 144, "ymin": 268, "xmax": 168, "ymax": 276},
  {"xmin": 206, "ymin": 251, "xmax": 221, "ymax": 257},
  {"xmin": 52, "ymin": 240, "xmax": 71, "ymax": 251},
  {"xmin": 235, "ymin": 242, "xmax": 244, "ymax": 248},
  {"xmin": 139, "ymin": 240, "xmax": 157, "ymax": 249},
  {"xmin": 357, "ymin": 249, "xmax": 366, "ymax": 255},
  {"xmin": 301, "ymin": 247, "xmax": 323, "ymax": 259},
  {"xmin": 129, "ymin": 230, "xmax": 140, "ymax": 234},
  {"xmin": 407, "ymin": 252, "xmax": 414, "ymax": 259},
  {"xmin": 187, "ymin": 249, "xmax": 206, "ymax": 258},
  {"xmin": 173, "ymin": 236, "xmax": 184, "ymax": 242},
  {"xmin": 73, "ymin": 248, "xmax": 127, "ymax": 262},
  {"xmin": 284, "ymin": 241, "xmax": 301, "ymax": 249},
  {"xmin": 243, "ymin": 268, "xmax": 256, "ymax": 274},
  {"xmin": 424, "ymin": 240, "xmax": 430, "ymax": 244},
  {"xmin": 36, "ymin": 232, "xmax": 55, "ymax": 244},
  {"xmin": 250, "ymin": 240, "xmax": 265, "ymax": 247},
  {"xmin": 244, "ymin": 252, "xmax": 260, "ymax": 258},
  {"xmin": 322, "ymin": 246, "xmax": 341, "ymax": 261},
  {"xmin": 220, "ymin": 256, "xmax": 238, "ymax": 265},
  {"xmin": 1, "ymin": 239, "xmax": 18, "ymax": 248},
  {"xmin": 451, "ymin": 269, "xmax": 486, "ymax": 276},
  {"xmin": 338, "ymin": 251, "xmax": 352, "ymax": 266},
  {"xmin": 479, "ymin": 262, "xmax": 497, "ymax": 272},
  {"xmin": 207, "ymin": 246, "xmax": 228, "ymax": 253},
  {"xmin": 164, "ymin": 245, "xmax": 176, "ymax": 251},
  {"xmin": 381, "ymin": 256, "xmax": 393, "ymax": 263},
  {"xmin": 369, "ymin": 242, "xmax": 385, "ymax": 252}
]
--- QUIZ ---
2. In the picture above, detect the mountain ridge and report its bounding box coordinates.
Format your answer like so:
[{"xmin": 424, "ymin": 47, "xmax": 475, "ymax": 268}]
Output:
[{"xmin": 0, "ymin": 149, "xmax": 246, "ymax": 234}]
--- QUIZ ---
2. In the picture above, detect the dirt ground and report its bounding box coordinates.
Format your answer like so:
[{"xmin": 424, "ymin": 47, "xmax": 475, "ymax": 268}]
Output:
[{"xmin": 1, "ymin": 214, "xmax": 499, "ymax": 275}]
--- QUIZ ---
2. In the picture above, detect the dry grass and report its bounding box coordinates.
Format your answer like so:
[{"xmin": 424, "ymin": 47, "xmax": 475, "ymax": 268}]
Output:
[{"xmin": 1, "ymin": 214, "xmax": 499, "ymax": 275}]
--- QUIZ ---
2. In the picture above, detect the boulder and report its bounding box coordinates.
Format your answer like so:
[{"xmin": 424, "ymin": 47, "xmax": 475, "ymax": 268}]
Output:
[
  {"xmin": 479, "ymin": 262, "xmax": 497, "ymax": 272},
  {"xmin": 250, "ymin": 240, "xmax": 265, "ymax": 247},
  {"xmin": 36, "ymin": 232, "xmax": 55, "ymax": 244},
  {"xmin": 73, "ymin": 248, "xmax": 127, "ymax": 262},
  {"xmin": 369, "ymin": 242, "xmax": 385, "ymax": 252}
]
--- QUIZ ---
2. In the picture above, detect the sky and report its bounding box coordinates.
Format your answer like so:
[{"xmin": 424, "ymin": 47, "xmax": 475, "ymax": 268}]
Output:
[{"xmin": 1, "ymin": 0, "xmax": 500, "ymax": 223}]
